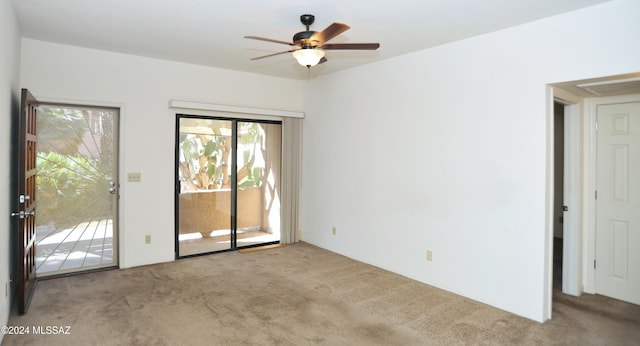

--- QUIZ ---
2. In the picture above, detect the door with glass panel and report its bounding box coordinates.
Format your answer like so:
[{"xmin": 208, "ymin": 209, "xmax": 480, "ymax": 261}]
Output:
[
  {"xmin": 35, "ymin": 104, "xmax": 119, "ymax": 276},
  {"xmin": 176, "ymin": 116, "xmax": 281, "ymax": 257}
]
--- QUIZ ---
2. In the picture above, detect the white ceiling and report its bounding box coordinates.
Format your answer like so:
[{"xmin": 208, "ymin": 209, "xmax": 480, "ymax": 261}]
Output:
[{"xmin": 11, "ymin": 0, "xmax": 611, "ymax": 80}]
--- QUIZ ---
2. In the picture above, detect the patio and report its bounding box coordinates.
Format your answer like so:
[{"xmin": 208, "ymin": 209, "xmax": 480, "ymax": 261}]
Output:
[
  {"xmin": 179, "ymin": 228, "xmax": 279, "ymax": 256},
  {"xmin": 35, "ymin": 219, "xmax": 115, "ymax": 276}
]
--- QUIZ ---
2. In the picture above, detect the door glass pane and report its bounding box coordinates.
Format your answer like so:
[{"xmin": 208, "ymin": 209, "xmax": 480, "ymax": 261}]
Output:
[
  {"xmin": 236, "ymin": 122, "xmax": 281, "ymax": 247},
  {"xmin": 177, "ymin": 117, "xmax": 281, "ymax": 257},
  {"xmin": 35, "ymin": 105, "xmax": 119, "ymax": 276},
  {"xmin": 178, "ymin": 118, "xmax": 233, "ymax": 256}
]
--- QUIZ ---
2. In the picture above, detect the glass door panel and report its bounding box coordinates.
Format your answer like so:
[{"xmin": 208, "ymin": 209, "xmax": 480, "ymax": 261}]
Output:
[
  {"xmin": 178, "ymin": 118, "xmax": 233, "ymax": 256},
  {"xmin": 35, "ymin": 104, "xmax": 119, "ymax": 276},
  {"xmin": 236, "ymin": 122, "xmax": 281, "ymax": 247},
  {"xmin": 177, "ymin": 116, "xmax": 282, "ymax": 257}
]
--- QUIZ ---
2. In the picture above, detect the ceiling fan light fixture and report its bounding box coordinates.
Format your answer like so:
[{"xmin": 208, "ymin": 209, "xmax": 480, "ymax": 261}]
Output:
[
  {"xmin": 292, "ymin": 49, "xmax": 325, "ymax": 67},
  {"xmin": 246, "ymin": 14, "xmax": 379, "ymax": 68}
]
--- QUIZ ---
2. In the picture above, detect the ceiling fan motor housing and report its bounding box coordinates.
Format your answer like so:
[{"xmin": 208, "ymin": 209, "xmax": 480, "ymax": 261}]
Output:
[{"xmin": 293, "ymin": 31, "xmax": 316, "ymax": 47}]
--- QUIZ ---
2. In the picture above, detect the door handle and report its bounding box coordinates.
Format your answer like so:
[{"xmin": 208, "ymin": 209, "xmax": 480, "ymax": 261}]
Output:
[
  {"xmin": 109, "ymin": 187, "xmax": 117, "ymax": 194},
  {"xmin": 10, "ymin": 210, "xmax": 34, "ymax": 218}
]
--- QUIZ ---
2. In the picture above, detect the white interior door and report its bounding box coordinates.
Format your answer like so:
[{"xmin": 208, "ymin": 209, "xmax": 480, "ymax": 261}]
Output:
[{"xmin": 595, "ymin": 100, "xmax": 640, "ymax": 305}]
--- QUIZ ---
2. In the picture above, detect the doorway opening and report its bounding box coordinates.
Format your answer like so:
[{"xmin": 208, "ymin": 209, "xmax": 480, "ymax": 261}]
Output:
[
  {"xmin": 35, "ymin": 104, "xmax": 120, "ymax": 277},
  {"xmin": 553, "ymin": 101, "xmax": 565, "ymax": 291},
  {"xmin": 547, "ymin": 72, "xmax": 640, "ymax": 319},
  {"xmin": 175, "ymin": 115, "xmax": 282, "ymax": 257}
]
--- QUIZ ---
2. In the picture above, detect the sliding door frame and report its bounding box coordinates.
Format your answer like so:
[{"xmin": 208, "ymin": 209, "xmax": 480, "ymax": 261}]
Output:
[{"xmin": 175, "ymin": 114, "xmax": 282, "ymax": 258}]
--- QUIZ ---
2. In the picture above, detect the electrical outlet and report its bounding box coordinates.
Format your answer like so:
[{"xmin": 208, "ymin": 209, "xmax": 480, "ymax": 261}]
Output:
[
  {"xmin": 127, "ymin": 172, "xmax": 142, "ymax": 182},
  {"xmin": 332, "ymin": 226, "xmax": 336, "ymax": 235},
  {"xmin": 145, "ymin": 234, "xmax": 151, "ymax": 244},
  {"xmin": 426, "ymin": 250, "xmax": 433, "ymax": 262}
]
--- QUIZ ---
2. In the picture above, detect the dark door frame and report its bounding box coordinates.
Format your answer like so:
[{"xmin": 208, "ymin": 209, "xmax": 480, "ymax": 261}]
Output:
[{"xmin": 174, "ymin": 114, "xmax": 281, "ymax": 258}]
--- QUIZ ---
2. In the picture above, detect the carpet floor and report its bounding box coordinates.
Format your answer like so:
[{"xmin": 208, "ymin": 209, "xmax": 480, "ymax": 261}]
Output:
[{"xmin": 2, "ymin": 242, "xmax": 639, "ymax": 345}]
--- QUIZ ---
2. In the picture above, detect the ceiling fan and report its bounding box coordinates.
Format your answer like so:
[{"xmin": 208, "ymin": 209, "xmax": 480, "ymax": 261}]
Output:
[{"xmin": 245, "ymin": 14, "xmax": 380, "ymax": 68}]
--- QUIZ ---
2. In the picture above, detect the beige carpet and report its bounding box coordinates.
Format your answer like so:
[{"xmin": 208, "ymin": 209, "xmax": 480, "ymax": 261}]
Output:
[{"xmin": 3, "ymin": 242, "xmax": 639, "ymax": 345}]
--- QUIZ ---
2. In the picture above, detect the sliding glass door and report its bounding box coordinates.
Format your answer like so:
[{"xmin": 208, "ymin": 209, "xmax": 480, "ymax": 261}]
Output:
[{"xmin": 176, "ymin": 115, "xmax": 281, "ymax": 257}]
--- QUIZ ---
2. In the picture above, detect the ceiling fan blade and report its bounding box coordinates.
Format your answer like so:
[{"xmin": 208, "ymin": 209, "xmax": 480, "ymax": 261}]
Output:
[
  {"xmin": 245, "ymin": 35, "xmax": 295, "ymax": 46},
  {"xmin": 250, "ymin": 49, "xmax": 297, "ymax": 60},
  {"xmin": 321, "ymin": 43, "xmax": 380, "ymax": 50},
  {"xmin": 310, "ymin": 22, "xmax": 350, "ymax": 45}
]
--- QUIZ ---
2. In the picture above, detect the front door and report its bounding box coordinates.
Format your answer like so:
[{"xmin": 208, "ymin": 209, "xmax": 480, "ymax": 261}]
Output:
[
  {"xmin": 11, "ymin": 89, "xmax": 38, "ymax": 314},
  {"xmin": 595, "ymin": 100, "xmax": 640, "ymax": 305}
]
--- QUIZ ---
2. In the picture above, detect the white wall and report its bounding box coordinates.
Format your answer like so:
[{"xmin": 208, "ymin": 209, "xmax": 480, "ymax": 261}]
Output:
[
  {"xmin": 301, "ymin": 0, "xmax": 640, "ymax": 322},
  {"xmin": 0, "ymin": 0, "xmax": 21, "ymax": 341},
  {"xmin": 20, "ymin": 39, "xmax": 305, "ymax": 268}
]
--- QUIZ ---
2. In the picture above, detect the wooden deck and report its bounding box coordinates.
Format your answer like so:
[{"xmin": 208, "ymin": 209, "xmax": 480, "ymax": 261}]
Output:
[{"xmin": 35, "ymin": 219, "xmax": 115, "ymax": 276}]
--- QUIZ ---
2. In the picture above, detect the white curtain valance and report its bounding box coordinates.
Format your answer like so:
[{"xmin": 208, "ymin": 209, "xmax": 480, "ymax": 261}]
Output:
[{"xmin": 169, "ymin": 100, "xmax": 304, "ymax": 119}]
